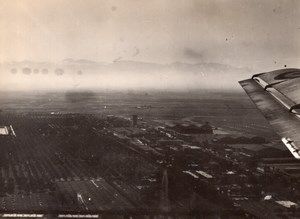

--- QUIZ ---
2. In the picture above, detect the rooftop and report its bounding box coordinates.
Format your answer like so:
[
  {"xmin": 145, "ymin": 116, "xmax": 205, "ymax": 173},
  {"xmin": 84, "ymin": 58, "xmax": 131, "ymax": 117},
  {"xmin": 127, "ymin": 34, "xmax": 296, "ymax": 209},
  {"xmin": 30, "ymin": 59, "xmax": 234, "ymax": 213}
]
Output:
[{"xmin": 0, "ymin": 126, "xmax": 9, "ymax": 135}]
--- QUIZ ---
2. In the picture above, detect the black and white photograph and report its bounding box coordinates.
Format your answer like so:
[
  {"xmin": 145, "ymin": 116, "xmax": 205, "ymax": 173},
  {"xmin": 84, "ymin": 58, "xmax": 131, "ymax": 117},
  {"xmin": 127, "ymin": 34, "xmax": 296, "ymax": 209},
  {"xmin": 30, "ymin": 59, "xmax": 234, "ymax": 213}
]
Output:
[{"xmin": 0, "ymin": 0, "xmax": 300, "ymax": 218}]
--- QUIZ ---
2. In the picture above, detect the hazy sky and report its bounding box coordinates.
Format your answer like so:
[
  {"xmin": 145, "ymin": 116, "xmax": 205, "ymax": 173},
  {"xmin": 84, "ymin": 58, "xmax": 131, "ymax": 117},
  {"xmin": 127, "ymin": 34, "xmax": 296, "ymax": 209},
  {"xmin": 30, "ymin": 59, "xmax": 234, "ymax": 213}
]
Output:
[{"xmin": 0, "ymin": 0, "xmax": 299, "ymax": 71}]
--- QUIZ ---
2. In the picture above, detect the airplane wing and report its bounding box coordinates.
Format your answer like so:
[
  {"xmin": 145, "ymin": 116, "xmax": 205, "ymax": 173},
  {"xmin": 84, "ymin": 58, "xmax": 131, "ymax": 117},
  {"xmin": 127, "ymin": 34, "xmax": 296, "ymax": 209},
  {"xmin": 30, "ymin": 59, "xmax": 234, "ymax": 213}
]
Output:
[{"xmin": 239, "ymin": 68, "xmax": 300, "ymax": 159}]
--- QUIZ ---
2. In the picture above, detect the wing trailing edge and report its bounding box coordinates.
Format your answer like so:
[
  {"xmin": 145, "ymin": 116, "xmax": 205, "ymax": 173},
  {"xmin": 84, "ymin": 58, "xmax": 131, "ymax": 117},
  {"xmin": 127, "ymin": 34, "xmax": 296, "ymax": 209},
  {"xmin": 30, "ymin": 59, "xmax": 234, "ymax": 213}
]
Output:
[{"xmin": 239, "ymin": 69, "xmax": 300, "ymax": 159}]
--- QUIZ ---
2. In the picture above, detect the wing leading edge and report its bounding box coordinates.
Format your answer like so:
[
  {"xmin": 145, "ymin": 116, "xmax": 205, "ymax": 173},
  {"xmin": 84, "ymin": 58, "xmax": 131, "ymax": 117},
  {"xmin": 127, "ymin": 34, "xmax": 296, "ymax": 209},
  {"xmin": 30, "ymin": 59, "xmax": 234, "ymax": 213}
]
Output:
[{"xmin": 239, "ymin": 69, "xmax": 300, "ymax": 159}]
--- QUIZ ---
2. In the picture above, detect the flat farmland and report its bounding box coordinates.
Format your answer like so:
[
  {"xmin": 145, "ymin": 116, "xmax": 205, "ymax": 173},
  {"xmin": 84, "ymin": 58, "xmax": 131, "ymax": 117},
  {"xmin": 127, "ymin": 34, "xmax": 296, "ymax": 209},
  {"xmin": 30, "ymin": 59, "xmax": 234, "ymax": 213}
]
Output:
[{"xmin": 0, "ymin": 113, "xmax": 158, "ymax": 212}]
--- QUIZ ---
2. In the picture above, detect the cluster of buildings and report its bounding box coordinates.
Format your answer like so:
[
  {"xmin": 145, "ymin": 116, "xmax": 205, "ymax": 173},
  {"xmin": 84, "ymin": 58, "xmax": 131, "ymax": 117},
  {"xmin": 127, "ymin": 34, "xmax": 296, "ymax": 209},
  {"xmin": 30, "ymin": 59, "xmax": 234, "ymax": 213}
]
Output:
[{"xmin": 104, "ymin": 115, "xmax": 300, "ymax": 218}]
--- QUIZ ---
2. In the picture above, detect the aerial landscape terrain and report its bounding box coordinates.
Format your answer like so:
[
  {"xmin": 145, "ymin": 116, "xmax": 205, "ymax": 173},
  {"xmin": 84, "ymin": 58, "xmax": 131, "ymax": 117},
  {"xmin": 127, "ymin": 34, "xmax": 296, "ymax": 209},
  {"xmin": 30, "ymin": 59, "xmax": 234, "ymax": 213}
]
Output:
[
  {"xmin": 0, "ymin": 0, "xmax": 300, "ymax": 218},
  {"xmin": 0, "ymin": 88, "xmax": 300, "ymax": 218}
]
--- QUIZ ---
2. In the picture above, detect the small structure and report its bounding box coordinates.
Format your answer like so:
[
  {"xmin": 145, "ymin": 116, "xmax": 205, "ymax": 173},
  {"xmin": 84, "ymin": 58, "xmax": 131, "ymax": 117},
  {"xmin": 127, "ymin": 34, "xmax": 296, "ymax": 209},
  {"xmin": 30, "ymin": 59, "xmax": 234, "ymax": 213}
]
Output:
[
  {"xmin": 0, "ymin": 126, "xmax": 9, "ymax": 135},
  {"xmin": 264, "ymin": 195, "xmax": 272, "ymax": 200},
  {"xmin": 276, "ymin": 200, "xmax": 297, "ymax": 208},
  {"xmin": 169, "ymin": 122, "xmax": 213, "ymax": 134},
  {"xmin": 227, "ymin": 144, "xmax": 290, "ymax": 158},
  {"xmin": 196, "ymin": 170, "xmax": 213, "ymax": 179},
  {"xmin": 0, "ymin": 125, "xmax": 16, "ymax": 137}
]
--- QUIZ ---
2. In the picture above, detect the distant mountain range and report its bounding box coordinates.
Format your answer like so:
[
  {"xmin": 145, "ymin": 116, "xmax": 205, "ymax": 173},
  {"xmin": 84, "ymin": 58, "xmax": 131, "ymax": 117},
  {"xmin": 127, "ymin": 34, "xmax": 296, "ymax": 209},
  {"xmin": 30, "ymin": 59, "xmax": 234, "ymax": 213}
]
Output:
[
  {"xmin": 0, "ymin": 59, "xmax": 252, "ymax": 91},
  {"xmin": 2, "ymin": 59, "xmax": 251, "ymax": 76},
  {"xmin": 61, "ymin": 59, "xmax": 251, "ymax": 73}
]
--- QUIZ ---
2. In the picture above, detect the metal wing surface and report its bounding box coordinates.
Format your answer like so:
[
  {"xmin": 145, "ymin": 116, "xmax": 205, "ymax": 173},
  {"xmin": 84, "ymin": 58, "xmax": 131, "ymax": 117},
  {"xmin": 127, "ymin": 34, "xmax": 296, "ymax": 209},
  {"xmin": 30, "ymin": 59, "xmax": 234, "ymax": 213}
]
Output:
[{"xmin": 239, "ymin": 68, "xmax": 300, "ymax": 159}]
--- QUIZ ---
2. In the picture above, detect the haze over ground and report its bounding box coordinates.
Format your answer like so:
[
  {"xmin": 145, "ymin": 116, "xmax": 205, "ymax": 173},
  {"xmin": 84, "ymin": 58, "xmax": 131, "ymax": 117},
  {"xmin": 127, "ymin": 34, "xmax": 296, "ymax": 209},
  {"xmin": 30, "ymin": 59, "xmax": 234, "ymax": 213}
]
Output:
[{"xmin": 0, "ymin": 0, "xmax": 299, "ymax": 91}]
